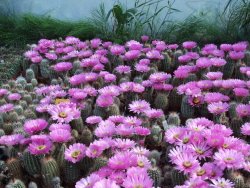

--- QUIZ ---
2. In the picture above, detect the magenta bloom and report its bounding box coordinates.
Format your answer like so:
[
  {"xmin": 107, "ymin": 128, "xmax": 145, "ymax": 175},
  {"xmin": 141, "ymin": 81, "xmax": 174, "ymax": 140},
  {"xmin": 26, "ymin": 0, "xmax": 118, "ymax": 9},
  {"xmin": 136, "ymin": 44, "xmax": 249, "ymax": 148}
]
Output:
[
  {"xmin": 47, "ymin": 103, "xmax": 80, "ymax": 123},
  {"xmin": 173, "ymin": 153, "xmax": 200, "ymax": 174},
  {"xmin": 144, "ymin": 108, "xmax": 163, "ymax": 119},
  {"xmin": 50, "ymin": 129, "xmax": 72, "ymax": 143},
  {"xmin": 214, "ymin": 149, "xmax": 244, "ymax": 170},
  {"xmin": 94, "ymin": 120, "xmax": 116, "ymax": 138},
  {"xmin": 75, "ymin": 174, "xmax": 101, "ymax": 188},
  {"xmin": 123, "ymin": 168, "xmax": 153, "ymax": 188},
  {"xmin": 220, "ymin": 44, "xmax": 232, "ymax": 51},
  {"xmin": 141, "ymin": 35, "xmax": 149, "ymax": 42},
  {"xmin": 124, "ymin": 50, "xmax": 141, "ymax": 60},
  {"xmin": 28, "ymin": 136, "xmax": 52, "ymax": 155},
  {"xmin": 110, "ymin": 45, "xmax": 125, "ymax": 55},
  {"xmin": 233, "ymin": 88, "xmax": 249, "ymax": 97},
  {"xmin": 149, "ymin": 72, "xmax": 171, "ymax": 83},
  {"xmin": 49, "ymin": 123, "xmax": 71, "ymax": 131},
  {"xmin": 108, "ymin": 151, "xmax": 137, "ymax": 170},
  {"xmin": 232, "ymin": 42, "xmax": 248, "ymax": 51},
  {"xmin": 53, "ymin": 62, "xmax": 73, "ymax": 72},
  {"xmin": 86, "ymin": 116, "xmax": 102, "ymax": 125},
  {"xmin": 93, "ymin": 178, "xmax": 120, "ymax": 188},
  {"xmin": 90, "ymin": 38, "xmax": 102, "ymax": 48},
  {"xmin": 31, "ymin": 56, "xmax": 43, "ymax": 63},
  {"xmin": 210, "ymin": 178, "xmax": 234, "ymax": 188},
  {"xmin": 135, "ymin": 64, "xmax": 150, "ymax": 73},
  {"xmin": 229, "ymin": 51, "xmax": 245, "ymax": 60},
  {"xmin": 204, "ymin": 92, "xmax": 229, "ymax": 103},
  {"xmin": 96, "ymin": 95, "xmax": 114, "ymax": 107},
  {"xmin": 0, "ymin": 103, "xmax": 14, "ymax": 113},
  {"xmin": 241, "ymin": 122, "xmax": 250, "ymax": 136},
  {"xmin": 126, "ymin": 40, "xmax": 143, "ymax": 50},
  {"xmin": 236, "ymin": 104, "xmax": 250, "ymax": 117},
  {"xmin": 196, "ymin": 57, "xmax": 212, "ymax": 69},
  {"xmin": 24, "ymin": 119, "xmax": 48, "ymax": 135},
  {"xmin": 183, "ymin": 41, "xmax": 197, "ymax": 49},
  {"xmin": 207, "ymin": 102, "xmax": 229, "ymax": 115},
  {"xmin": 129, "ymin": 100, "xmax": 151, "ymax": 114},
  {"xmin": 65, "ymin": 143, "xmax": 86, "ymax": 163},
  {"xmin": 0, "ymin": 134, "xmax": 24, "ymax": 146},
  {"xmin": 205, "ymin": 72, "xmax": 223, "ymax": 80},
  {"xmin": 0, "ymin": 89, "xmax": 8, "ymax": 97},
  {"xmin": 146, "ymin": 50, "xmax": 163, "ymax": 60},
  {"xmin": 7, "ymin": 93, "xmax": 21, "ymax": 101},
  {"xmin": 115, "ymin": 65, "xmax": 131, "ymax": 74},
  {"xmin": 69, "ymin": 74, "xmax": 85, "ymax": 86},
  {"xmin": 210, "ymin": 57, "xmax": 227, "ymax": 67}
]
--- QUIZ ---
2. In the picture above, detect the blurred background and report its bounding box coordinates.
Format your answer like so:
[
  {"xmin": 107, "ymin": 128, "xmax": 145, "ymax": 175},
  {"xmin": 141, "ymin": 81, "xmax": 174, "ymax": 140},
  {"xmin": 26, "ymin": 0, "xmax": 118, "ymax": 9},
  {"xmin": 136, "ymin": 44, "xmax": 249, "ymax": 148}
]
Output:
[{"xmin": 0, "ymin": 0, "xmax": 249, "ymax": 47}]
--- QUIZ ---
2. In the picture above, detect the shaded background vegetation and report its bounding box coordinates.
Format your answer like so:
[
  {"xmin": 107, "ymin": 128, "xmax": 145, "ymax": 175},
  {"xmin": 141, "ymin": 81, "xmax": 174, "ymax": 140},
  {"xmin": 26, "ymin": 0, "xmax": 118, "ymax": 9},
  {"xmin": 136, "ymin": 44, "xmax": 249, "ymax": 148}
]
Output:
[{"xmin": 0, "ymin": 0, "xmax": 249, "ymax": 47}]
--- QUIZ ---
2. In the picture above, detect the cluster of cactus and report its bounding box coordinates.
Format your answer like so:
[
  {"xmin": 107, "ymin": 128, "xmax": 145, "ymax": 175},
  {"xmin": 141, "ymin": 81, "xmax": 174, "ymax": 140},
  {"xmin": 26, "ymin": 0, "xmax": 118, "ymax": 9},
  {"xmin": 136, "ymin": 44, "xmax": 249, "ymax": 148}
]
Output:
[{"xmin": 0, "ymin": 37, "xmax": 249, "ymax": 188}]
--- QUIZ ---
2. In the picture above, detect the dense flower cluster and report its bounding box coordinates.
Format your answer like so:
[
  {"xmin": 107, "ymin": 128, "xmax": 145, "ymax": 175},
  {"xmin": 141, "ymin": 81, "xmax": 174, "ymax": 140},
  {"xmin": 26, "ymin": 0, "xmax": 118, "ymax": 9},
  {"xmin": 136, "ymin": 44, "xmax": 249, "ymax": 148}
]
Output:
[{"xmin": 0, "ymin": 36, "xmax": 249, "ymax": 187}]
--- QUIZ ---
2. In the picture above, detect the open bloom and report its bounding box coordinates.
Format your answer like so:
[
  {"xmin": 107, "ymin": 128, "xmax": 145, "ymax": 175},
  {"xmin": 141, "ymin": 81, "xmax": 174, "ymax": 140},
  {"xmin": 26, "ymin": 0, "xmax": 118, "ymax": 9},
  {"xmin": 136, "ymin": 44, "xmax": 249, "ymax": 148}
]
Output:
[
  {"xmin": 129, "ymin": 100, "xmax": 151, "ymax": 114},
  {"xmin": 207, "ymin": 102, "xmax": 229, "ymax": 115},
  {"xmin": 0, "ymin": 134, "xmax": 24, "ymax": 146},
  {"xmin": 28, "ymin": 136, "xmax": 52, "ymax": 155},
  {"xmin": 210, "ymin": 178, "xmax": 234, "ymax": 188},
  {"xmin": 49, "ymin": 129, "xmax": 72, "ymax": 143},
  {"xmin": 24, "ymin": 119, "xmax": 48, "ymax": 135},
  {"xmin": 65, "ymin": 143, "xmax": 86, "ymax": 163},
  {"xmin": 53, "ymin": 62, "xmax": 73, "ymax": 72},
  {"xmin": 236, "ymin": 104, "xmax": 250, "ymax": 117},
  {"xmin": 75, "ymin": 174, "xmax": 101, "ymax": 188},
  {"xmin": 214, "ymin": 149, "xmax": 244, "ymax": 170},
  {"xmin": 241, "ymin": 122, "xmax": 250, "ymax": 136},
  {"xmin": 47, "ymin": 102, "xmax": 80, "ymax": 123}
]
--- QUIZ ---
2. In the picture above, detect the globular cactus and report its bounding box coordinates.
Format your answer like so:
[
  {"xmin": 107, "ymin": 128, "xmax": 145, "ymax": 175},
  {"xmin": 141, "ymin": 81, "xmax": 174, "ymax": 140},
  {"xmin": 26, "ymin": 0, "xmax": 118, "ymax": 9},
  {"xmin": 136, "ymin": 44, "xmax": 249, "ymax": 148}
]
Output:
[
  {"xmin": 148, "ymin": 150, "xmax": 162, "ymax": 165},
  {"xmin": 16, "ymin": 84, "xmax": 23, "ymax": 90},
  {"xmin": 22, "ymin": 150, "xmax": 41, "ymax": 176},
  {"xmin": 14, "ymin": 105, "xmax": 24, "ymax": 116},
  {"xmin": 181, "ymin": 96, "xmax": 194, "ymax": 119},
  {"xmin": 31, "ymin": 78, "xmax": 38, "ymax": 87},
  {"xmin": 90, "ymin": 157, "xmax": 108, "ymax": 172},
  {"xmin": 71, "ymin": 118, "xmax": 84, "ymax": 133},
  {"xmin": 6, "ymin": 179, "xmax": 26, "ymax": 188},
  {"xmin": 25, "ymin": 83, "xmax": 34, "ymax": 92},
  {"xmin": 51, "ymin": 79, "xmax": 58, "ymax": 85},
  {"xmin": 23, "ymin": 94, "xmax": 32, "ymax": 105},
  {"xmin": 12, "ymin": 122, "xmax": 23, "ymax": 129},
  {"xmin": 2, "ymin": 84, "xmax": 10, "ymax": 90},
  {"xmin": 26, "ymin": 69, "xmax": 35, "ymax": 83},
  {"xmin": 161, "ymin": 53, "xmax": 172, "ymax": 72},
  {"xmin": 51, "ymin": 177, "xmax": 63, "ymax": 188},
  {"xmin": 81, "ymin": 101, "xmax": 93, "ymax": 120},
  {"xmin": 154, "ymin": 92, "xmax": 169, "ymax": 111},
  {"xmin": 169, "ymin": 89, "xmax": 182, "ymax": 111},
  {"xmin": 3, "ymin": 123, "xmax": 13, "ymax": 135},
  {"xmin": 16, "ymin": 77, "xmax": 27, "ymax": 88},
  {"xmin": 55, "ymin": 144, "xmax": 67, "ymax": 169},
  {"xmin": 227, "ymin": 171, "xmax": 244, "ymax": 188},
  {"xmin": 9, "ymin": 147, "xmax": 18, "ymax": 158},
  {"xmin": 146, "ymin": 125, "xmax": 163, "ymax": 147},
  {"xmin": 171, "ymin": 169, "xmax": 187, "ymax": 187},
  {"xmin": 6, "ymin": 158, "xmax": 23, "ymax": 180},
  {"xmin": 64, "ymin": 161, "xmax": 81, "ymax": 183},
  {"xmin": 9, "ymin": 111, "xmax": 18, "ymax": 122},
  {"xmin": 41, "ymin": 157, "xmax": 60, "ymax": 187},
  {"xmin": 19, "ymin": 100, "xmax": 28, "ymax": 110},
  {"xmin": 147, "ymin": 160, "xmax": 162, "ymax": 188},
  {"xmin": 28, "ymin": 182, "xmax": 38, "ymax": 188},
  {"xmin": 30, "ymin": 63, "xmax": 39, "ymax": 77},
  {"xmin": 229, "ymin": 102, "xmax": 238, "ymax": 119},
  {"xmin": 80, "ymin": 127, "xmax": 93, "ymax": 145},
  {"xmin": 223, "ymin": 59, "xmax": 235, "ymax": 79},
  {"xmin": 167, "ymin": 112, "xmax": 181, "ymax": 126},
  {"xmin": 40, "ymin": 59, "xmax": 50, "ymax": 79},
  {"xmin": 230, "ymin": 118, "xmax": 243, "ymax": 137},
  {"xmin": 24, "ymin": 109, "xmax": 37, "ymax": 119},
  {"xmin": 133, "ymin": 76, "xmax": 143, "ymax": 83},
  {"xmin": 93, "ymin": 105, "xmax": 106, "ymax": 119},
  {"xmin": 8, "ymin": 80, "xmax": 16, "ymax": 89},
  {"xmin": 80, "ymin": 157, "xmax": 94, "ymax": 174},
  {"xmin": 0, "ymin": 98, "xmax": 7, "ymax": 105},
  {"xmin": 0, "ymin": 115, "xmax": 4, "ymax": 128},
  {"xmin": 185, "ymin": 73, "xmax": 197, "ymax": 83},
  {"xmin": 107, "ymin": 103, "xmax": 120, "ymax": 116},
  {"xmin": 0, "ymin": 129, "xmax": 5, "ymax": 136}
]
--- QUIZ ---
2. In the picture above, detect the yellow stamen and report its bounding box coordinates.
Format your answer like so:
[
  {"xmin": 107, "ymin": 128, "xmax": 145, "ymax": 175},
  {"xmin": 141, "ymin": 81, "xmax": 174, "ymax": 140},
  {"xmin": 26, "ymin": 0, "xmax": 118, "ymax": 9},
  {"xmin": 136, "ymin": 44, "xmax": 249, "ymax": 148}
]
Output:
[{"xmin": 59, "ymin": 112, "xmax": 67, "ymax": 118}]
